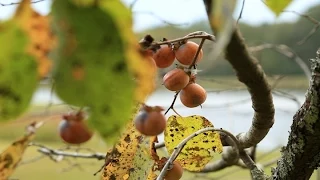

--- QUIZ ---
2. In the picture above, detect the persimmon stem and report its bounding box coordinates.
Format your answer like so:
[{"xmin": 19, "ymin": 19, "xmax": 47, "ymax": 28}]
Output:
[
  {"xmin": 189, "ymin": 38, "xmax": 206, "ymax": 69},
  {"xmin": 164, "ymin": 90, "xmax": 181, "ymax": 115}
]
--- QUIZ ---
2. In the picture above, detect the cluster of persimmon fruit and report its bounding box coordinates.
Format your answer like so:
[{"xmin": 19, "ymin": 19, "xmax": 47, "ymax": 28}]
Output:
[
  {"xmin": 133, "ymin": 38, "xmax": 208, "ymax": 179},
  {"xmin": 135, "ymin": 39, "xmax": 207, "ymax": 137}
]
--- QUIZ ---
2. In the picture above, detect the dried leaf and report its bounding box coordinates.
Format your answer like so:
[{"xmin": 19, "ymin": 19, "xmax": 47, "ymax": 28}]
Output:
[
  {"xmin": 102, "ymin": 120, "xmax": 153, "ymax": 180},
  {"xmin": 164, "ymin": 115, "xmax": 223, "ymax": 171},
  {"xmin": 265, "ymin": 0, "xmax": 292, "ymax": 16},
  {"xmin": 0, "ymin": 122, "xmax": 42, "ymax": 179}
]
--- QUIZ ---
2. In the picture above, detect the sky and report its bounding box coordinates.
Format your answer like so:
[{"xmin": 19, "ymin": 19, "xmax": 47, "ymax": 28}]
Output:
[{"xmin": 0, "ymin": 0, "xmax": 319, "ymax": 32}]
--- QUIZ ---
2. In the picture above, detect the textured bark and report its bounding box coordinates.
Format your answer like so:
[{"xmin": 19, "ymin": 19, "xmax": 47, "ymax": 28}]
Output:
[
  {"xmin": 225, "ymin": 29, "xmax": 275, "ymax": 148},
  {"xmin": 273, "ymin": 50, "xmax": 320, "ymax": 180}
]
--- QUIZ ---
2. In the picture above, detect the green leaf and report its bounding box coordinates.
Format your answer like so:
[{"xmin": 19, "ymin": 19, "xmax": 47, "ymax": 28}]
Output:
[
  {"xmin": 265, "ymin": 0, "xmax": 293, "ymax": 16},
  {"xmin": 0, "ymin": 17, "xmax": 38, "ymax": 121},
  {"xmin": 51, "ymin": 0, "xmax": 138, "ymax": 142},
  {"xmin": 164, "ymin": 115, "xmax": 223, "ymax": 171}
]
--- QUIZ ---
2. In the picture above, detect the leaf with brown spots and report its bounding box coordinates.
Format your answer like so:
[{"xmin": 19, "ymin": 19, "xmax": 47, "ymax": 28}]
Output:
[
  {"xmin": 15, "ymin": 0, "xmax": 55, "ymax": 78},
  {"xmin": 164, "ymin": 115, "xmax": 223, "ymax": 171},
  {"xmin": 0, "ymin": 122, "xmax": 42, "ymax": 179},
  {"xmin": 102, "ymin": 120, "xmax": 154, "ymax": 180}
]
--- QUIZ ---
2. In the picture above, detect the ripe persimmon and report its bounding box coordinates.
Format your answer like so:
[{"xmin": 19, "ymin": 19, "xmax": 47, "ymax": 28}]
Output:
[
  {"xmin": 153, "ymin": 45, "xmax": 175, "ymax": 68},
  {"xmin": 163, "ymin": 68, "xmax": 190, "ymax": 91},
  {"xmin": 175, "ymin": 41, "xmax": 203, "ymax": 65},
  {"xmin": 165, "ymin": 161, "xmax": 183, "ymax": 180},
  {"xmin": 58, "ymin": 111, "xmax": 93, "ymax": 144},
  {"xmin": 180, "ymin": 83, "xmax": 207, "ymax": 108},
  {"xmin": 134, "ymin": 106, "xmax": 166, "ymax": 136}
]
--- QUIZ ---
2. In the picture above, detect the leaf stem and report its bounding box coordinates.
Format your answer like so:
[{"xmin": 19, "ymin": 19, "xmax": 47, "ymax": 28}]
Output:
[{"xmin": 188, "ymin": 38, "xmax": 206, "ymax": 69}]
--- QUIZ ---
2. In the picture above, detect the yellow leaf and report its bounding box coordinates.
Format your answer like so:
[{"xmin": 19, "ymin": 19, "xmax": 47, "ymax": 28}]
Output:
[
  {"xmin": 164, "ymin": 115, "xmax": 223, "ymax": 171},
  {"xmin": 102, "ymin": 119, "xmax": 154, "ymax": 180},
  {"xmin": 265, "ymin": 0, "xmax": 293, "ymax": 16},
  {"xmin": 0, "ymin": 122, "xmax": 42, "ymax": 179},
  {"xmin": 15, "ymin": 0, "xmax": 55, "ymax": 78}
]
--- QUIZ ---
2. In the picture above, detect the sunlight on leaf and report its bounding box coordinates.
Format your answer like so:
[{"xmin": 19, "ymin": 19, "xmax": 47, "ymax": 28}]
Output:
[
  {"xmin": 102, "ymin": 119, "xmax": 153, "ymax": 180},
  {"xmin": 0, "ymin": 0, "xmax": 38, "ymax": 122},
  {"xmin": 265, "ymin": 0, "xmax": 293, "ymax": 16},
  {"xmin": 0, "ymin": 122, "xmax": 42, "ymax": 179},
  {"xmin": 164, "ymin": 115, "xmax": 223, "ymax": 171}
]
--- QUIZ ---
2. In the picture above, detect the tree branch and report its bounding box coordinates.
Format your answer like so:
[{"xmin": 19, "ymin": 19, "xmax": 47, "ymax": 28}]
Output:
[
  {"xmin": 204, "ymin": 0, "xmax": 275, "ymax": 150},
  {"xmin": 249, "ymin": 43, "xmax": 311, "ymax": 78},
  {"xmin": 29, "ymin": 143, "xmax": 106, "ymax": 161},
  {"xmin": 273, "ymin": 49, "xmax": 320, "ymax": 179}
]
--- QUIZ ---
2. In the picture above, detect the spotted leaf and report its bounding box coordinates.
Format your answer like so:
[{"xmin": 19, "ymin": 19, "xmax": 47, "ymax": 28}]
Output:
[{"xmin": 164, "ymin": 115, "xmax": 223, "ymax": 171}]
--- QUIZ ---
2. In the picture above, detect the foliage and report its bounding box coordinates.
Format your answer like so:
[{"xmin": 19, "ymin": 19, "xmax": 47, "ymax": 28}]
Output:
[
  {"xmin": 265, "ymin": 0, "xmax": 293, "ymax": 16},
  {"xmin": 0, "ymin": 122, "xmax": 41, "ymax": 179},
  {"xmin": 164, "ymin": 115, "xmax": 223, "ymax": 171},
  {"xmin": 0, "ymin": 0, "xmax": 318, "ymax": 179}
]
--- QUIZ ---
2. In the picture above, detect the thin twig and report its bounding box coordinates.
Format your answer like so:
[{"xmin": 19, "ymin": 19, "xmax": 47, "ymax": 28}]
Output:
[
  {"xmin": 29, "ymin": 143, "xmax": 106, "ymax": 161},
  {"xmin": 147, "ymin": 31, "xmax": 215, "ymax": 50},
  {"xmin": 249, "ymin": 43, "xmax": 311, "ymax": 78},
  {"xmin": 237, "ymin": 0, "xmax": 245, "ymax": 24},
  {"xmin": 129, "ymin": 0, "xmax": 138, "ymax": 10},
  {"xmin": 189, "ymin": 38, "xmax": 206, "ymax": 69},
  {"xmin": 164, "ymin": 91, "xmax": 180, "ymax": 115},
  {"xmin": 0, "ymin": 0, "xmax": 46, "ymax": 6},
  {"xmin": 283, "ymin": 10, "xmax": 320, "ymax": 45}
]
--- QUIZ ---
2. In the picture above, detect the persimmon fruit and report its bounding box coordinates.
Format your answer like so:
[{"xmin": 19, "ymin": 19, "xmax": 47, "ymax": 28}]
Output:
[
  {"xmin": 180, "ymin": 83, "xmax": 207, "ymax": 108},
  {"xmin": 58, "ymin": 111, "xmax": 93, "ymax": 145},
  {"xmin": 164, "ymin": 161, "xmax": 183, "ymax": 180},
  {"xmin": 163, "ymin": 68, "xmax": 190, "ymax": 91},
  {"xmin": 134, "ymin": 106, "xmax": 166, "ymax": 136},
  {"xmin": 175, "ymin": 41, "xmax": 203, "ymax": 65},
  {"xmin": 153, "ymin": 45, "xmax": 175, "ymax": 68}
]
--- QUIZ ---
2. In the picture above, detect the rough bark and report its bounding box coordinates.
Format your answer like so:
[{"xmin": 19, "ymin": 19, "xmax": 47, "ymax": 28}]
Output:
[
  {"xmin": 273, "ymin": 49, "xmax": 320, "ymax": 180},
  {"xmin": 225, "ymin": 29, "xmax": 275, "ymax": 148}
]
